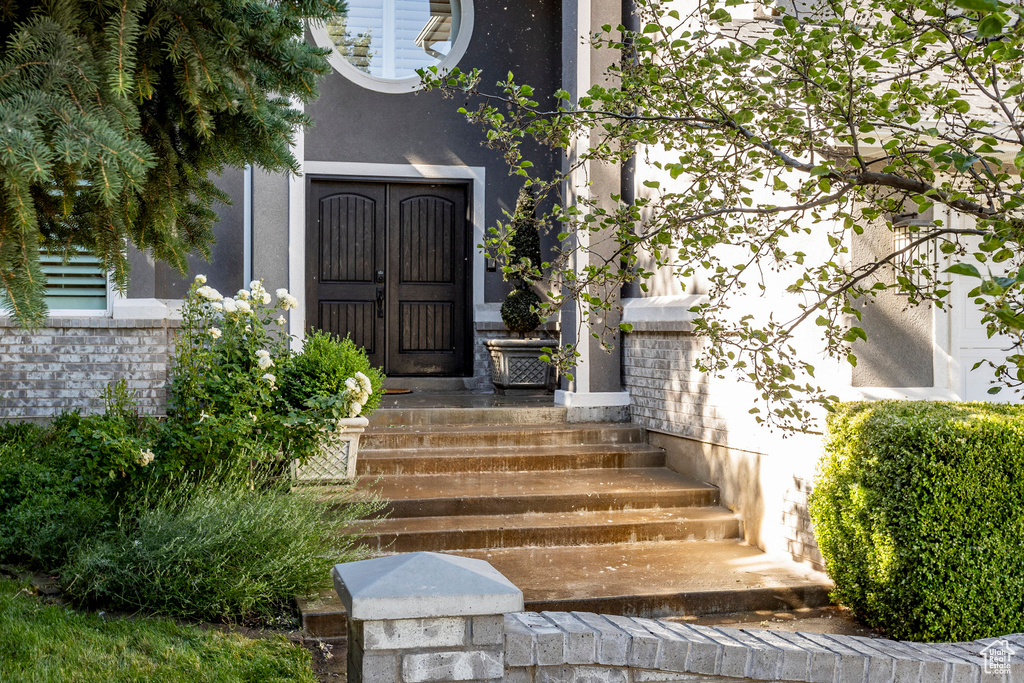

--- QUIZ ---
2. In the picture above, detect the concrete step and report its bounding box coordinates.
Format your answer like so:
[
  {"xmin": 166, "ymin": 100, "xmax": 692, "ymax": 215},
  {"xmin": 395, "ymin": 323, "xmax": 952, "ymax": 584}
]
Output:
[
  {"xmin": 359, "ymin": 423, "xmax": 646, "ymax": 451},
  {"xmin": 369, "ymin": 406, "xmax": 568, "ymax": 428},
  {"xmin": 354, "ymin": 506, "xmax": 743, "ymax": 552},
  {"xmin": 328, "ymin": 468, "xmax": 719, "ymax": 518},
  {"xmin": 382, "ymin": 378, "xmax": 476, "ymax": 392},
  {"xmin": 299, "ymin": 540, "xmax": 834, "ymax": 639},
  {"xmin": 355, "ymin": 443, "xmax": 666, "ymax": 476}
]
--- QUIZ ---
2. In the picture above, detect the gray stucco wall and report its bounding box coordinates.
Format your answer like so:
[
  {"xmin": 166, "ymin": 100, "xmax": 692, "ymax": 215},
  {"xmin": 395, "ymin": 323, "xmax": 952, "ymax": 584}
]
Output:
[
  {"xmin": 851, "ymin": 222, "xmax": 933, "ymax": 388},
  {"xmin": 127, "ymin": 167, "xmax": 247, "ymax": 300},
  {"xmin": 304, "ymin": 0, "xmax": 563, "ymax": 306}
]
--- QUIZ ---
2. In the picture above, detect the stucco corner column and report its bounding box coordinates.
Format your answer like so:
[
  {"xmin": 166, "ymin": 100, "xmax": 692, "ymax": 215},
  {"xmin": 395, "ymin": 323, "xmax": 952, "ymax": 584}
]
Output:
[{"xmin": 332, "ymin": 552, "xmax": 524, "ymax": 683}]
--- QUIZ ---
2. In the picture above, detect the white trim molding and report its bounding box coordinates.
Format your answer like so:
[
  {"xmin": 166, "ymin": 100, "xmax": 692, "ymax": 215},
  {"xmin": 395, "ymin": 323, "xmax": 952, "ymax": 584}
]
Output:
[
  {"xmin": 287, "ymin": 101, "xmax": 307, "ymax": 352},
  {"xmin": 836, "ymin": 387, "xmax": 961, "ymax": 402},
  {"xmin": 289, "ymin": 161, "xmax": 487, "ymax": 349},
  {"xmin": 243, "ymin": 164, "xmax": 253, "ymax": 287},
  {"xmin": 621, "ymin": 295, "xmax": 707, "ymax": 332},
  {"xmin": 308, "ymin": 0, "xmax": 475, "ymax": 95},
  {"xmin": 554, "ymin": 390, "xmax": 631, "ymax": 408},
  {"xmin": 111, "ymin": 298, "xmax": 170, "ymax": 320}
]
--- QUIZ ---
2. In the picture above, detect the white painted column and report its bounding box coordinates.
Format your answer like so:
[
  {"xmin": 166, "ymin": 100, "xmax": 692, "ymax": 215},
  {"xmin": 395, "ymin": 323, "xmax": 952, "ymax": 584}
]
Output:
[
  {"xmin": 287, "ymin": 100, "xmax": 306, "ymax": 352},
  {"xmin": 554, "ymin": 0, "xmax": 630, "ymax": 417}
]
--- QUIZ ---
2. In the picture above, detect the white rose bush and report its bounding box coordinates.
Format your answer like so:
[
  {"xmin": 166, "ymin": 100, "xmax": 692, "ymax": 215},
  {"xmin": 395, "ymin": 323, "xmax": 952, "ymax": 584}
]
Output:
[{"xmin": 163, "ymin": 276, "xmax": 384, "ymax": 477}]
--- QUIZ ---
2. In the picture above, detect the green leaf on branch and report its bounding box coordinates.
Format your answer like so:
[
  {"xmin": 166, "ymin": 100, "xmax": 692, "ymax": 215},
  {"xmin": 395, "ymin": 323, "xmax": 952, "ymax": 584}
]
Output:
[
  {"xmin": 953, "ymin": 0, "xmax": 999, "ymax": 11},
  {"xmin": 945, "ymin": 263, "xmax": 982, "ymax": 278}
]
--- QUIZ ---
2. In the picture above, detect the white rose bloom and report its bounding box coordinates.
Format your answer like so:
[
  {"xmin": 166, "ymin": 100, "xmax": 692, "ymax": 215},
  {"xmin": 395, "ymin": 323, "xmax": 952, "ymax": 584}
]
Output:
[
  {"xmin": 194, "ymin": 274, "xmax": 207, "ymax": 285},
  {"xmin": 275, "ymin": 288, "xmax": 289, "ymax": 298},
  {"xmin": 276, "ymin": 315, "xmax": 287, "ymax": 326},
  {"xmin": 211, "ymin": 302, "xmax": 223, "ymax": 312},
  {"xmin": 236, "ymin": 289, "xmax": 250, "ymax": 301},
  {"xmin": 250, "ymin": 280, "xmax": 262, "ymax": 292},
  {"xmin": 261, "ymin": 292, "xmax": 271, "ymax": 305},
  {"xmin": 348, "ymin": 402, "xmax": 362, "ymax": 418},
  {"xmin": 236, "ymin": 299, "xmax": 252, "ymax": 314},
  {"xmin": 356, "ymin": 371, "xmax": 372, "ymax": 394},
  {"xmin": 262, "ymin": 373, "xmax": 276, "ymax": 387},
  {"xmin": 208, "ymin": 327, "xmax": 222, "ymax": 339},
  {"xmin": 258, "ymin": 356, "xmax": 274, "ymax": 369},
  {"xmin": 345, "ymin": 377, "xmax": 358, "ymax": 392},
  {"xmin": 256, "ymin": 349, "xmax": 270, "ymax": 358},
  {"xmin": 137, "ymin": 449, "xmax": 155, "ymax": 467},
  {"xmin": 222, "ymin": 297, "xmax": 237, "ymax": 313},
  {"xmin": 196, "ymin": 285, "xmax": 223, "ymax": 301}
]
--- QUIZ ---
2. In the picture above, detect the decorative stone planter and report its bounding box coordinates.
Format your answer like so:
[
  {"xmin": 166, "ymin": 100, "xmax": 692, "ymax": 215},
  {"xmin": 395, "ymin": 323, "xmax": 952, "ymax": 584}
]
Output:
[
  {"xmin": 485, "ymin": 338, "xmax": 555, "ymax": 393},
  {"xmin": 291, "ymin": 416, "xmax": 369, "ymax": 483}
]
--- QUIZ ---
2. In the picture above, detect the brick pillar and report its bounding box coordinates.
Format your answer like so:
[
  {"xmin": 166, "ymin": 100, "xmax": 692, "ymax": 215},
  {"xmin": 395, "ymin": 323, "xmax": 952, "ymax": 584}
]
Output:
[{"xmin": 332, "ymin": 552, "xmax": 524, "ymax": 683}]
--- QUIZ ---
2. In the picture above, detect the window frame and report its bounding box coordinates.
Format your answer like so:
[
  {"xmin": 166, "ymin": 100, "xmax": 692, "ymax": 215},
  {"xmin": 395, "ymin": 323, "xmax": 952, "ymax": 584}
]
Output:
[{"xmin": 309, "ymin": 0, "xmax": 474, "ymax": 94}]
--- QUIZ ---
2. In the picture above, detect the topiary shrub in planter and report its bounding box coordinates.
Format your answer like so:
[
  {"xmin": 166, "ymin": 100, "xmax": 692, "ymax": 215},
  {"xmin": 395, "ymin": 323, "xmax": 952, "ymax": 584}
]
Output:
[
  {"xmin": 810, "ymin": 400, "xmax": 1024, "ymax": 641},
  {"xmin": 486, "ymin": 186, "xmax": 555, "ymax": 393}
]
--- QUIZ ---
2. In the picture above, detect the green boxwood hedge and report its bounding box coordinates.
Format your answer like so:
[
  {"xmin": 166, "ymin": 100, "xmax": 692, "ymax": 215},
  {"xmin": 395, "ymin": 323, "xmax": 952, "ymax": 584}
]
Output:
[{"xmin": 810, "ymin": 401, "xmax": 1024, "ymax": 642}]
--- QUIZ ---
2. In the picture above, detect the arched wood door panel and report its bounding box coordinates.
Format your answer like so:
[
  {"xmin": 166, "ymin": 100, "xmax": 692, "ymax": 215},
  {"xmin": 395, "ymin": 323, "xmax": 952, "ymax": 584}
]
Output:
[{"xmin": 306, "ymin": 180, "xmax": 470, "ymax": 376}]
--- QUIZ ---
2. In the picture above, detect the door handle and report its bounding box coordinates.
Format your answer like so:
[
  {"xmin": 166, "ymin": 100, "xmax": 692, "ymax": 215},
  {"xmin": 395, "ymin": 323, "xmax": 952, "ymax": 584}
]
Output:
[{"xmin": 376, "ymin": 287, "xmax": 385, "ymax": 318}]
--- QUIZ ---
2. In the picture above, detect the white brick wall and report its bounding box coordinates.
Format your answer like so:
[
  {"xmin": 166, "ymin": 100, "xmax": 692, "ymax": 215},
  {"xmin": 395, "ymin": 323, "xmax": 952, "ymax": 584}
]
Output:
[{"xmin": 0, "ymin": 318, "xmax": 178, "ymax": 419}]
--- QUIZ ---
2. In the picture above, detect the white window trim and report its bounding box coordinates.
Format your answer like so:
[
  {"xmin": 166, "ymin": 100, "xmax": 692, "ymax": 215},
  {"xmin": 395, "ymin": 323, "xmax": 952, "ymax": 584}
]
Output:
[
  {"xmin": 308, "ymin": 0, "xmax": 475, "ymax": 95},
  {"xmin": 288, "ymin": 159, "xmax": 486, "ymax": 351}
]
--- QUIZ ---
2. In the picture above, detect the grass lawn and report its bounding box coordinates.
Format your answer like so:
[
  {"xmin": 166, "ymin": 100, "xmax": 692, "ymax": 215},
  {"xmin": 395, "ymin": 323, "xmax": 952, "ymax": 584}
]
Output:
[{"xmin": 0, "ymin": 580, "xmax": 317, "ymax": 683}]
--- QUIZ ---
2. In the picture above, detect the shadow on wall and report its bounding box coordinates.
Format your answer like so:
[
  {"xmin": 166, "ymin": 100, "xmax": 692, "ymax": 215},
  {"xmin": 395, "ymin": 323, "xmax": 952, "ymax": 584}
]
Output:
[{"xmin": 624, "ymin": 329, "xmax": 824, "ymax": 570}]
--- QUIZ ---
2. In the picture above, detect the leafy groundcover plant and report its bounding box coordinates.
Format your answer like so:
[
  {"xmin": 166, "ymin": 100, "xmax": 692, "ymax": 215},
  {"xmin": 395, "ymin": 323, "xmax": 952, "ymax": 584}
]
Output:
[
  {"xmin": 810, "ymin": 401, "xmax": 1024, "ymax": 641},
  {"xmin": 0, "ymin": 275, "xmax": 386, "ymax": 624}
]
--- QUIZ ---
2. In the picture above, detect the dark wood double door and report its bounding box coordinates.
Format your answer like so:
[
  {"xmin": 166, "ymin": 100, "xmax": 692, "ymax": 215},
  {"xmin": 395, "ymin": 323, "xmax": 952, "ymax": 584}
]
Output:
[{"xmin": 306, "ymin": 180, "xmax": 471, "ymax": 376}]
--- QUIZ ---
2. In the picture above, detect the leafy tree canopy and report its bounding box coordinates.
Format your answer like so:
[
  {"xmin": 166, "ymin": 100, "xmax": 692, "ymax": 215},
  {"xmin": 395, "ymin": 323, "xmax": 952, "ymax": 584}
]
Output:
[
  {"xmin": 0, "ymin": 0, "xmax": 343, "ymax": 324},
  {"xmin": 426, "ymin": 0, "xmax": 1024, "ymax": 429}
]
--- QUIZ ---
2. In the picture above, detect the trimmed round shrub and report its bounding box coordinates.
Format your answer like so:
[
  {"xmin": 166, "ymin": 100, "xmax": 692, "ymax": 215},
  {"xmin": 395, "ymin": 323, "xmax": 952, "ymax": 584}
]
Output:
[
  {"xmin": 501, "ymin": 287, "xmax": 542, "ymax": 334},
  {"xmin": 810, "ymin": 400, "xmax": 1024, "ymax": 641}
]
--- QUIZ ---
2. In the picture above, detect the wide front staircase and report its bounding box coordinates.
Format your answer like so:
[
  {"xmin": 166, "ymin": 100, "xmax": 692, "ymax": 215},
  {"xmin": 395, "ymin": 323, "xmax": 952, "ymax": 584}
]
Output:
[{"xmin": 299, "ymin": 397, "xmax": 832, "ymax": 641}]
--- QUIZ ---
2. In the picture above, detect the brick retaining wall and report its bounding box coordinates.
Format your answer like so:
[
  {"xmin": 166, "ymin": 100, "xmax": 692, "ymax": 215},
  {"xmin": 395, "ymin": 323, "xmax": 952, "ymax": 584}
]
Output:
[
  {"xmin": 0, "ymin": 317, "xmax": 178, "ymax": 420},
  {"xmin": 367, "ymin": 610, "xmax": 1023, "ymax": 683}
]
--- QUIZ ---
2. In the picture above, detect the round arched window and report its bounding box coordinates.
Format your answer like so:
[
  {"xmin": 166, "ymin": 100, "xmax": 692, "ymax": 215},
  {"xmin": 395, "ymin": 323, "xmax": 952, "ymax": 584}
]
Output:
[{"xmin": 312, "ymin": 0, "xmax": 473, "ymax": 94}]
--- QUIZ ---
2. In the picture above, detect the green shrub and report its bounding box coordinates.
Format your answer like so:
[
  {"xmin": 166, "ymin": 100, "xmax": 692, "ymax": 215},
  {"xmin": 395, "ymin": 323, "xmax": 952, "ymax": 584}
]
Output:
[
  {"xmin": 162, "ymin": 277, "xmax": 302, "ymax": 476},
  {"xmin": 508, "ymin": 186, "xmax": 542, "ymax": 276},
  {"xmin": 810, "ymin": 400, "xmax": 1024, "ymax": 641},
  {"xmin": 64, "ymin": 471, "xmax": 380, "ymax": 622},
  {"xmin": 279, "ymin": 330, "xmax": 385, "ymax": 416},
  {"xmin": 501, "ymin": 287, "xmax": 542, "ymax": 334},
  {"xmin": 0, "ymin": 421, "xmax": 114, "ymax": 570},
  {"xmin": 64, "ymin": 381, "xmax": 161, "ymax": 489}
]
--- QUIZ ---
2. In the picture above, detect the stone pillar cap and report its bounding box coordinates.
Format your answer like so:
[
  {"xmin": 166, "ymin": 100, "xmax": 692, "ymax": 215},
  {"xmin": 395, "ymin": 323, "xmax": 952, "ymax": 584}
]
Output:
[{"xmin": 332, "ymin": 552, "xmax": 525, "ymax": 621}]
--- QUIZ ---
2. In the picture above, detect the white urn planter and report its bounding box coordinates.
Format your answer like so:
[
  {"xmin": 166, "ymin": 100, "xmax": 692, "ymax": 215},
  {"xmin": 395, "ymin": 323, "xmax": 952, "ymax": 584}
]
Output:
[
  {"xmin": 291, "ymin": 416, "xmax": 369, "ymax": 483},
  {"xmin": 485, "ymin": 338, "xmax": 556, "ymax": 393}
]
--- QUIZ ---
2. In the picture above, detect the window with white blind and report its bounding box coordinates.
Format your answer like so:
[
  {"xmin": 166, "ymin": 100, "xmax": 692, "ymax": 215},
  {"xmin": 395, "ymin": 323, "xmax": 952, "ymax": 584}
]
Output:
[
  {"xmin": 315, "ymin": 0, "xmax": 471, "ymax": 92},
  {"xmin": 39, "ymin": 249, "xmax": 108, "ymax": 311}
]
